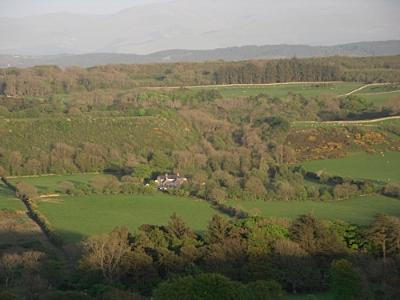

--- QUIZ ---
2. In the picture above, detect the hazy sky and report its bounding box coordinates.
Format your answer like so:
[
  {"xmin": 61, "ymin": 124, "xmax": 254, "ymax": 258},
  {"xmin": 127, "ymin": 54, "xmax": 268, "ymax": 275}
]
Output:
[
  {"xmin": 0, "ymin": 0, "xmax": 399, "ymax": 55},
  {"xmin": 0, "ymin": 0, "xmax": 173, "ymax": 17}
]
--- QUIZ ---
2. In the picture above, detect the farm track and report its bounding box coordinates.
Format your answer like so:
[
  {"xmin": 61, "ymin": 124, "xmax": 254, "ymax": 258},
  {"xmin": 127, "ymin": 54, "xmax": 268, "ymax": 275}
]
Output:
[
  {"xmin": 293, "ymin": 115, "xmax": 400, "ymax": 126},
  {"xmin": 357, "ymin": 90, "xmax": 400, "ymax": 96},
  {"xmin": 145, "ymin": 80, "xmax": 345, "ymax": 90},
  {"xmin": 340, "ymin": 82, "xmax": 396, "ymax": 97}
]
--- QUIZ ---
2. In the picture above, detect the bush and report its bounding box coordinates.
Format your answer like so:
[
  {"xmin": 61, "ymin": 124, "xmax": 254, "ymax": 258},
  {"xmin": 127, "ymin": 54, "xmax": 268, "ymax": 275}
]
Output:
[
  {"xmin": 91, "ymin": 175, "xmax": 120, "ymax": 194},
  {"xmin": 383, "ymin": 182, "xmax": 400, "ymax": 198},
  {"xmin": 333, "ymin": 183, "xmax": 359, "ymax": 200},
  {"xmin": 330, "ymin": 259, "xmax": 362, "ymax": 300},
  {"xmin": 153, "ymin": 273, "xmax": 242, "ymax": 300},
  {"xmin": 39, "ymin": 291, "xmax": 92, "ymax": 300},
  {"xmin": 153, "ymin": 274, "xmax": 285, "ymax": 300},
  {"xmin": 241, "ymin": 280, "xmax": 285, "ymax": 299},
  {"xmin": 57, "ymin": 181, "xmax": 76, "ymax": 195},
  {"xmin": 0, "ymin": 291, "xmax": 17, "ymax": 300},
  {"xmin": 16, "ymin": 182, "xmax": 38, "ymax": 199}
]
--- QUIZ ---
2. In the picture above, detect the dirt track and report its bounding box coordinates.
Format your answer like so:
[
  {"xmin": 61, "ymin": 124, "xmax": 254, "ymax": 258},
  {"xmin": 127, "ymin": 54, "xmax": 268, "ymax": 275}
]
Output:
[
  {"xmin": 340, "ymin": 83, "xmax": 394, "ymax": 97},
  {"xmin": 293, "ymin": 115, "xmax": 400, "ymax": 125}
]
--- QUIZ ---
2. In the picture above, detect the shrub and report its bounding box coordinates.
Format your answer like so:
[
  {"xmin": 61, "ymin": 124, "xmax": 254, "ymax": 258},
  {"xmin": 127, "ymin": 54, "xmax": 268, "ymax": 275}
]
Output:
[
  {"xmin": 0, "ymin": 291, "xmax": 17, "ymax": 300},
  {"xmin": 330, "ymin": 259, "xmax": 362, "ymax": 300},
  {"xmin": 15, "ymin": 182, "xmax": 38, "ymax": 199},
  {"xmin": 383, "ymin": 182, "xmax": 400, "ymax": 198},
  {"xmin": 57, "ymin": 181, "xmax": 76, "ymax": 195},
  {"xmin": 333, "ymin": 183, "xmax": 359, "ymax": 200},
  {"xmin": 39, "ymin": 291, "xmax": 92, "ymax": 300}
]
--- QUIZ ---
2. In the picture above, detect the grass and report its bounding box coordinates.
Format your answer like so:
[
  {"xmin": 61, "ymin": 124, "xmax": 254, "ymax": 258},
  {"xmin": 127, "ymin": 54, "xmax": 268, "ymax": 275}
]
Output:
[
  {"xmin": 9, "ymin": 173, "xmax": 97, "ymax": 193},
  {"xmin": 358, "ymin": 91, "xmax": 400, "ymax": 106},
  {"xmin": 226, "ymin": 195, "xmax": 400, "ymax": 225},
  {"xmin": 37, "ymin": 193, "xmax": 223, "ymax": 243},
  {"xmin": 195, "ymin": 82, "xmax": 363, "ymax": 98},
  {"xmin": 0, "ymin": 180, "xmax": 24, "ymax": 211},
  {"xmin": 302, "ymin": 152, "xmax": 400, "ymax": 182},
  {"xmin": 355, "ymin": 84, "xmax": 400, "ymax": 94},
  {"xmin": 291, "ymin": 115, "xmax": 400, "ymax": 129}
]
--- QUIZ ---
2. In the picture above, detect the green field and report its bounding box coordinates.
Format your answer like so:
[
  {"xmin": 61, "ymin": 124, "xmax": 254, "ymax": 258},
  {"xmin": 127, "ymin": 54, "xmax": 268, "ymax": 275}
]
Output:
[
  {"xmin": 37, "ymin": 193, "xmax": 222, "ymax": 243},
  {"xmin": 9, "ymin": 173, "xmax": 98, "ymax": 193},
  {"xmin": 0, "ymin": 181, "xmax": 24, "ymax": 211},
  {"xmin": 291, "ymin": 116, "xmax": 400, "ymax": 129},
  {"xmin": 358, "ymin": 90, "xmax": 400, "ymax": 105},
  {"xmin": 194, "ymin": 82, "xmax": 362, "ymax": 98},
  {"xmin": 302, "ymin": 152, "xmax": 400, "ymax": 182},
  {"xmin": 227, "ymin": 195, "xmax": 400, "ymax": 225},
  {"xmin": 354, "ymin": 84, "xmax": 400, "ymax": 94}
]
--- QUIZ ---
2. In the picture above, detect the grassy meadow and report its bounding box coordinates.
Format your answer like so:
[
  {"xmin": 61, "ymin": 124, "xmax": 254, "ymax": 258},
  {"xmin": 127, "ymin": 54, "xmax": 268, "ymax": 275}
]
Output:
[
  {"xmin": 9, "ymin": 173, "xmax": 98, "ymax": 193},
  {"xmin": 358, "ymin": 90, "xmax": 400, "ymax": 106},
  {"xmin": 37, "ymin": 193, "xmax": 222, "ymax": 243},
  {"xmin": 0, "ymin": 180, "xmax": 24, "ymax": 211},
  {"xmin": 227, "ymin": 195, "xmax": 400, "ymax": 225},
  {"xmin": 193, "ymin": 82, "xmax": 363, "ymax": 98},
  {"xmin": 302, "ymin": 151, "xmax": 400, "ymax": 182},
  {"xmin": 354, "ymin": 84, "xmax": 400, "ymax": 94}
]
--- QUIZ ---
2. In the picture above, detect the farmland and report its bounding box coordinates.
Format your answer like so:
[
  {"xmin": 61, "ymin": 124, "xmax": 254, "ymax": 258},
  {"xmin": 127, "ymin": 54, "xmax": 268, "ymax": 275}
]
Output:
[
  {"xmin": 8, "ymin": 173, "xmax": 97, "ymax": 194},
  {"xmin": 302, "ymin": 151, "xmax": 400, "ymax": 182},
  {"xmin": 1, "ymin": 55, "xmax": 400, "ymax": 298},
  {"xmin": 357, "ymin": 91, "xmax": 400, "ymax": 106},
  {"xmin": 0, "ymin": 180, "xmax": 24, "ymax": 211},
  {"xmin": 37, "ymin": 193, "xmax": 222, "ymax": 243},
  {"xmin": 190, "ymin": 82, "xmax": 363, "ymax": 98},
  {"xmin": 227, "ymin": 195, "xmax": 400, "ymax": 225}
]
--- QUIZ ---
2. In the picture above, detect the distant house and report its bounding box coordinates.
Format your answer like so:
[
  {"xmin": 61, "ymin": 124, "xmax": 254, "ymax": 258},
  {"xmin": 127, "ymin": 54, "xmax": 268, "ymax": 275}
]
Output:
[{"xmin": 155, "ymin": 173, "xmax": 187, "ymax": 190}]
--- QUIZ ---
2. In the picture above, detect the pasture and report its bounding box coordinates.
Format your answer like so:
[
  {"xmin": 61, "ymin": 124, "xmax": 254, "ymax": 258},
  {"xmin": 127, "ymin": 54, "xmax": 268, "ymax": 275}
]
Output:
[
  {"xmin": 291, "ymin": 116, "xmax": 400, "ymax": 129},
  {"xmin": 0, "ymin": 180, "xmax": 24, "ymax": 211},
  {"xmin": 226, "ymin": 195, "xmax": 400, "ymax": 225},
  {"xmin": 358, "ymin": 91, "xmax": 400, "ymax": 106},
  {"xmin": 9, "ymin": 173, "xmax": 98, "ymax": 193},
  {"xmin": 354, "ymin": 84, "xmax": 400, "ymax": 94},
  {"xmin": 37, "ymin": 193, "xmax": 222, "ymax": 243},
  {"xmin": 194, "ymin": 82, "xmax": 363, "ymax": 98},
  {"xmin": 302, "ymin": 151, "xmax": 400, "ymax": 182}
]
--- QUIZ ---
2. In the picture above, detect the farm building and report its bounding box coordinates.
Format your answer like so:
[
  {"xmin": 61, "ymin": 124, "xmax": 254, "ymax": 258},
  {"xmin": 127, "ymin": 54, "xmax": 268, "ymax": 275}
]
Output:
[{"xmin": 155, "ymin": 173, "xmax": 187, "ymax": 190}]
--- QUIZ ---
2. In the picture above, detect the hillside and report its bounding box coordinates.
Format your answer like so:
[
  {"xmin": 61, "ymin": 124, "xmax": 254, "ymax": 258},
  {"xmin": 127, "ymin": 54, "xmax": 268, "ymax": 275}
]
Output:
[{"xmin": 1, "ymin": 40, "xmax": 400, "ymax": 68}]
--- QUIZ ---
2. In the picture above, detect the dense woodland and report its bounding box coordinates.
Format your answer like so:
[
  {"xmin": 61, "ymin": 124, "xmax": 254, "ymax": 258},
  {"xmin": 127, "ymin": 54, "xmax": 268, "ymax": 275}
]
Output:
[
  {"xmin": 1, "ymin": 210, "xmax": 400, "ymax": 299},
  {"xmin": 1, "ymin": 56, "xmax": 400, "ymax": 299},
  {"xmin": 1, "ymin": 57, "xmax": 400, "ymax": 202},
  {"xmin": 1, "ymin": 56, "xmax": 400, "ymax": 97}
]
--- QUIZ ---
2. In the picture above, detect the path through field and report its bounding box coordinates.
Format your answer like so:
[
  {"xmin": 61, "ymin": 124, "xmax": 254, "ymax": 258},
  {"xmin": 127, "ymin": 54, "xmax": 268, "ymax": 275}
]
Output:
[
  {"xmin": 340, "ymin": 83, "xmax": 395, "ymax": 97},
  {"xmin": 293, "ymin": 115, "xmax": 400, "ymax": 126},
  {"xmin": 146, "ymin": 81, "xmax": 344, "ymax": 90}
]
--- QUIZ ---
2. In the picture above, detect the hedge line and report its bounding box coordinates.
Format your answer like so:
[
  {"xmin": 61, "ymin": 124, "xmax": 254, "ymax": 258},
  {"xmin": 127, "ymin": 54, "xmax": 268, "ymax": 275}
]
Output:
[{"xmin": 1, "ymin": 176, "xmax": 64, "ymax": 247}]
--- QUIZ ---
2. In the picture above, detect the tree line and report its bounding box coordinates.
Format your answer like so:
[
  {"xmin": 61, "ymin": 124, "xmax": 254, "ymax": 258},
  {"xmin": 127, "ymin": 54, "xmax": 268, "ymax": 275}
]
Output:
[
  {"xmin": 1, "ymin": 56, "xmax": 400, "ymax": 97},
  {"xmin": 1, "ymin": 213, "xmax": 399, "ymax": 299}
]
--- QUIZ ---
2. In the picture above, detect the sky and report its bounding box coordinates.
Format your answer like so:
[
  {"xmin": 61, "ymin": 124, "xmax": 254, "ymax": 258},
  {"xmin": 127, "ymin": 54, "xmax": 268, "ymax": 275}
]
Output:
[
  {"xmin": 0, "ymin": 0, "xmax": 399, "ymax": 55},
  {"xmin": 0, "ymin": 0, "xmax": 173, "ymax": 17}
]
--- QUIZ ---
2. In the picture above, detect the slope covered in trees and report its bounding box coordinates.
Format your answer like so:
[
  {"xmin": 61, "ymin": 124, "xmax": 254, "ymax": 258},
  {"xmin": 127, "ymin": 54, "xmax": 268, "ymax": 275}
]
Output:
[{"xmin": 1, "ymin": 56, "xmax": 400, "ymax": 98}]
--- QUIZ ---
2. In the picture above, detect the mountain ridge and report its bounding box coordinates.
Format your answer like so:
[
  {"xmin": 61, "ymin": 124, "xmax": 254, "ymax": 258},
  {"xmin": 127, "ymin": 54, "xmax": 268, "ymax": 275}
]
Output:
[{"xmin": 1, "ymin": 40, "xmax": 400, "ymax": 68}]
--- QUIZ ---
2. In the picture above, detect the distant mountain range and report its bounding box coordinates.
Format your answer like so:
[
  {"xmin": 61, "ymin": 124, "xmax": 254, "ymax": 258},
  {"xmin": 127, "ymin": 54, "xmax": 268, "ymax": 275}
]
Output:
[{"xmin": 0, "ymin": 40, "xmax": 400, "ymax": 68}]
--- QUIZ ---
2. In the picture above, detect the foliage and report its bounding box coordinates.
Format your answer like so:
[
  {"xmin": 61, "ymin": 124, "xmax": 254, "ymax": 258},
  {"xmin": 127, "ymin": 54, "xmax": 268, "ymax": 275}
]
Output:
[{"xmin": 329, "ymin": 259, "xmax": 362, "ymax": 300}]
